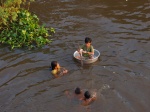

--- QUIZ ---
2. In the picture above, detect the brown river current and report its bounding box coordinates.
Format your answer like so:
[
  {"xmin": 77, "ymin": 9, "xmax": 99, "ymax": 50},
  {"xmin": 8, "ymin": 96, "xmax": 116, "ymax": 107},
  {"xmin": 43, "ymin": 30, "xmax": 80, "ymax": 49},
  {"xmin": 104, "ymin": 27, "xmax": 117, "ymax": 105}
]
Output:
[{"xmin": 0, "ymin": 0, "xmax": 150, "ymax": 112}]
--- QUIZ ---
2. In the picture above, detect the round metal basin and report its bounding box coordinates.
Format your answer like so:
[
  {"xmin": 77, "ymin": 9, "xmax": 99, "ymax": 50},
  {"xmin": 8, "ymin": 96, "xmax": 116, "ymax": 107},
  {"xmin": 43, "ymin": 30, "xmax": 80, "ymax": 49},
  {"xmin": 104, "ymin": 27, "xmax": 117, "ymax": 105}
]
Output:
[{"xmin": 73, "ymin": 49, "xmax": 100, "ymax": 64}]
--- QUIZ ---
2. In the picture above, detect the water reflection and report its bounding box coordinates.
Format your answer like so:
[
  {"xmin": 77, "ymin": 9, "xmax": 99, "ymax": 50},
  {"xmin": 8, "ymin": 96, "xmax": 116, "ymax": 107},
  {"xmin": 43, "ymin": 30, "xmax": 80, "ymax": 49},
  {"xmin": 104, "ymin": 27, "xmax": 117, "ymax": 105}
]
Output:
[{"xmin": 0, "ymin": 0, "xmax": 150, "ymax": 112}]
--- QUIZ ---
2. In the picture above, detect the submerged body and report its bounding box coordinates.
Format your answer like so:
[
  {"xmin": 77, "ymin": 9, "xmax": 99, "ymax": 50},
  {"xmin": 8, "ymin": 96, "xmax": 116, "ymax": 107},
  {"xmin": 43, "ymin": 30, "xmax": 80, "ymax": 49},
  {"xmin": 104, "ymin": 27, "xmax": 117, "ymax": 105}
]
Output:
[
  {"xmin": 81, "ymin": 91, "xmax": 97, "ymax": 106},
  {"xmin": 50, "ymin": 61, "xmax": 68, "ymax": 78},
  {"xmin": 65, "ymin": 88, "xmax": 97, "ymax": 106}
]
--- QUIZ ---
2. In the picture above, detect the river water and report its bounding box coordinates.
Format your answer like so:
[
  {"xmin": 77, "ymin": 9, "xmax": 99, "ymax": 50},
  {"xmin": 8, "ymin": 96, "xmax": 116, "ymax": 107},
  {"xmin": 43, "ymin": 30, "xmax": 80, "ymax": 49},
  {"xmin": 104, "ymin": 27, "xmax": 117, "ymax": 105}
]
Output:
[{"xmin": 0, "ymin": 0, "xmax": 150, "ymax": 112}]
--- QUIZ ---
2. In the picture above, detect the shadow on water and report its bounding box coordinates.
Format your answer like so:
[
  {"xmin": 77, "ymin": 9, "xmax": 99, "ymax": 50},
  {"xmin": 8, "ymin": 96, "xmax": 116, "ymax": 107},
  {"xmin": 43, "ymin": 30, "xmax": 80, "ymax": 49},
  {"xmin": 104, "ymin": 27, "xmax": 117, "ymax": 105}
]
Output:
[{"xmin": 0, "ymin": 0, "xmax": 150, "ymax": 112}]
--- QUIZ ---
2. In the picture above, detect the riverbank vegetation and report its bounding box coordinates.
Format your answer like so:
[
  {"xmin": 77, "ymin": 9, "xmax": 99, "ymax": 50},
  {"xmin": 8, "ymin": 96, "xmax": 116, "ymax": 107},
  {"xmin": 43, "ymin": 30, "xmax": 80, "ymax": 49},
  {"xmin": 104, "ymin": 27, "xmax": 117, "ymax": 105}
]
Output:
[{"xmin": 0, "ymin": 0, "xmax": 55, "ymax": 49}]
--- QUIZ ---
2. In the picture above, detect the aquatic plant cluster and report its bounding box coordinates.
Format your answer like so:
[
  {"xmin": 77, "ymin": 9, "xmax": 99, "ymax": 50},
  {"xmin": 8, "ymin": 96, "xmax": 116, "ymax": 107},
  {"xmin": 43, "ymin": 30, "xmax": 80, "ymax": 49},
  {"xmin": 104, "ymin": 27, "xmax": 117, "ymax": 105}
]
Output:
[{"xmin": 0, "ymin": 0, "xmax": 55, "ymax": 49}]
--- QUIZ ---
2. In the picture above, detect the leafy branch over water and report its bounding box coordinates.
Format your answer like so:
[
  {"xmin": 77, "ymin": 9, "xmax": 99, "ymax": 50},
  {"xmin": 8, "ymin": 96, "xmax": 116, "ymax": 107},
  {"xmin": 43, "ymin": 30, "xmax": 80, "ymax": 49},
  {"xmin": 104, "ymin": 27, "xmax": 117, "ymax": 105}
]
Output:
[{"xmin": 0, "ymin": 0, "xmax": 55, "ymax": 49}]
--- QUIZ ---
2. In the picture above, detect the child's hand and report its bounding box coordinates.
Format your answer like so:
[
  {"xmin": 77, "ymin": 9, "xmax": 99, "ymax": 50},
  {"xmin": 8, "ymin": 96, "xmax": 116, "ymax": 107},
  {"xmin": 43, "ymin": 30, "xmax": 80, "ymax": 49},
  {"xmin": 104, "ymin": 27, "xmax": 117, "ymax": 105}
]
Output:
[
  {"xmin": 92, "ymin": 92, "xmax": 97, "ymax": 98},
  {"xmin": 77, "ymin": 49, "xmax": 81, "ymax": 52},
  {"xmin": 93, "ymin": 93, "xmax": 96, "ymax": 97},
  {"xmin": 63, "ymin": 69, "xmax": 68, "ymax": 74},
  {"xmin": 82, "ymin": 51, "xmax": 87, "ymax": 53}
]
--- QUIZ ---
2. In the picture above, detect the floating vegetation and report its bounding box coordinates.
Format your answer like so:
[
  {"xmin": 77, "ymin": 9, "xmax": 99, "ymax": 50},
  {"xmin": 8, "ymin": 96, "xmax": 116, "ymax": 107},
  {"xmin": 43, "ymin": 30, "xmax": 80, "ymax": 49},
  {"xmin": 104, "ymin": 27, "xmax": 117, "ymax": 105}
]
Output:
[{"xmin": 0, "ymin": 0, "xmax": 55, "ymax": 50}]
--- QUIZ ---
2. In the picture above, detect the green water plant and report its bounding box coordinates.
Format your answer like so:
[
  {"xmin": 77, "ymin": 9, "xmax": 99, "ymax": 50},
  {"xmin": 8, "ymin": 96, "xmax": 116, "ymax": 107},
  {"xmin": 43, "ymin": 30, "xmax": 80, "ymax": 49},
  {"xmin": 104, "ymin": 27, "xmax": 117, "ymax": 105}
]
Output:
[{"xmin": 0, "ymin": 0, "xmax": 55, "ymax": 49}]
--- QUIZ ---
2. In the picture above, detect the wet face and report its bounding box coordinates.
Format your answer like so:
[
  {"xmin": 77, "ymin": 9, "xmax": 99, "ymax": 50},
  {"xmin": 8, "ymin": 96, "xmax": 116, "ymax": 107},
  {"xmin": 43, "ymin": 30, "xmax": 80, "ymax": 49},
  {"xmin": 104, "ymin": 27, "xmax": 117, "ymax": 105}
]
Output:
[
  {"xmin": 54, "ymin": 63, "xmax": 60, "ymax": 69},
  {"xmin": 57, "ymin": 63, "xmax": 60, "ymax": 69},
  {"xmin": 86, "ymin": 42, "xmax": 91, "ymax": 47}
]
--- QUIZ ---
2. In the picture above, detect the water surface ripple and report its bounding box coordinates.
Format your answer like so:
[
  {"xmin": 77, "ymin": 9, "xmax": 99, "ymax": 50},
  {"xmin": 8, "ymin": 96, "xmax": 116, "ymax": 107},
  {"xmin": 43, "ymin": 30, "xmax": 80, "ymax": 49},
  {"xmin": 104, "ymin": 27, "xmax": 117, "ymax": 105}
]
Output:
[{"xmin": 0, "ymin": 0, "xmax": 150, "ymax": 112}]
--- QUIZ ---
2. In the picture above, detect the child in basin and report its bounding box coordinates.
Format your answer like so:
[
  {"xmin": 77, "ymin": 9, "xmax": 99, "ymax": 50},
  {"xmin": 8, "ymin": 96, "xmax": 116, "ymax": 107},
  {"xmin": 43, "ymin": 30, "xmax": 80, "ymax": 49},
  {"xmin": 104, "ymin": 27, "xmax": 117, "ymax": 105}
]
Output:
[
  {"xmin": 78, "ymin": 37, "xmax": 94, "ymax": 59},
  {"xmin": 50, "ymin": 61, "xmax": 68, "ymax": 78}
]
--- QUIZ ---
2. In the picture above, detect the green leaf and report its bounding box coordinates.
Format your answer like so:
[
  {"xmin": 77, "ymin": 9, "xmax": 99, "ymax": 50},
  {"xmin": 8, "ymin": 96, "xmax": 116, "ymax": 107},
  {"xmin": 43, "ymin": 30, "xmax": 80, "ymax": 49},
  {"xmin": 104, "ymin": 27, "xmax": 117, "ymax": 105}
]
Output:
[{"xmin": 22, "ymin": 30, "xmax": 26, "ymax": 35}]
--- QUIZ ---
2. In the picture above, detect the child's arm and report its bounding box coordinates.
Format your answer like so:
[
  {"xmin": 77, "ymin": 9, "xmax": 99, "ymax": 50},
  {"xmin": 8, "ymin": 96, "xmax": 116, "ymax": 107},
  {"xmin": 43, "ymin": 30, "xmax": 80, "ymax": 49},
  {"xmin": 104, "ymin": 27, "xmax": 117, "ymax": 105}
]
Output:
[
  {"xmin": 89, "ymin": 46, "xmax": 94, "ymax": 55},
  {"xmin": 87, "ymin": 51, "xmax": 94, "ymax": 55},
  {"xmin": 51, "ymin": 66, "xmax": 68, "ymax": 78},
  {"xmin": 81, "ymin": 93, "xmax": 97, "ymax": 106},
  {"xmin": 58, "ymin": 67, "xmax": 68, "ymax": 77},
  {"xmin": 87, "ymin": 46, "xmax": 94, "ymax": 55},
  {"xmin": 81, "ymin": 100, "xmax": 91, "ymax": 106},
  {"xmin": 81, "ymin": 97, "xmax": 96, "ymax": 106},
  {"xmin": 90, "ymin": 92, "xmax": 97, "ymax": 101}
]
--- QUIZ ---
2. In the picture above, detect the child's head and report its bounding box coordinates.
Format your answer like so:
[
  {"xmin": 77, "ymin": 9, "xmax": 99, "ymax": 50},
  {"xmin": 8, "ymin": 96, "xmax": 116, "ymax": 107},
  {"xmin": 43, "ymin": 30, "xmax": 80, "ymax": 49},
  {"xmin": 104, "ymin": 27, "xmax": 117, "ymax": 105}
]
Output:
[
  {"xmin": 51, "ymin": 61, "xmax": 58, "ymax": 70},
  {"xmin": 85, "ymin": 37, "xmax": 92, "ymax": 43},
  {"xmin": 75, "ymin": 87, "xmax": 81, "ymax": 94},
  {"xmin": 85, "ymin": 37, "xmax": 92, "ymax": 47},
  {"xmin": 84, "ymin": 91, "xmax": 91, "ymax": 99}
]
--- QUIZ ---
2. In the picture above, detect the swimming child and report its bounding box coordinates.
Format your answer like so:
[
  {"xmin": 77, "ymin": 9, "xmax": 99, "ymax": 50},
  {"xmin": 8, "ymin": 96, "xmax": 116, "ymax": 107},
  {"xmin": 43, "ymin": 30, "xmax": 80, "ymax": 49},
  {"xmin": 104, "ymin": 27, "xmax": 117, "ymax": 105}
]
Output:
[
  {"xmin": 74, "ymin": 87, "xmax": 84, "ymax": 100},
  {"xmin": 78, "ymin": 37, "xmax": 94, "ymax": 59},
  {"xmin": 65, "ymin": 88, "xmax": 97, "ymax": 106},
  {"xmin": 81, "ymin": 91, "xmax": 97, "ymax": 106},
  {"xmin": 50, "ymin": 61, "xmax": 68, "ymax": 78},
  {"xmin": 65, "ymin": 87, "xmax": 84, "ymax": 99}
]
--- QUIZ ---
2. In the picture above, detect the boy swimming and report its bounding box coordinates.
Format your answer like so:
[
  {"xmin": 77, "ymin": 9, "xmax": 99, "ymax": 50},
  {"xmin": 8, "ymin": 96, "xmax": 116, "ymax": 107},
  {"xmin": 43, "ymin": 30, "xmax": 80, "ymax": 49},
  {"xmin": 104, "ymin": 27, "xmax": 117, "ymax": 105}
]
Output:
[
  {"xmin": 65, "ymin": 87, "xmax": 84, "ymax": 100},
  {"xmin": 50, "ymin": 61, "xmax": 68, "ymax": 78},
  {"xmin": 74, "ymin": 87, "xmax": 84, "ymax": 100},
  {"xmin": 81, "ymin": 91, "xmax": 97, "ymax": 106},
  {"xmin": 65, "ymin": 88, "xmax": 96, "ymax": 106}
]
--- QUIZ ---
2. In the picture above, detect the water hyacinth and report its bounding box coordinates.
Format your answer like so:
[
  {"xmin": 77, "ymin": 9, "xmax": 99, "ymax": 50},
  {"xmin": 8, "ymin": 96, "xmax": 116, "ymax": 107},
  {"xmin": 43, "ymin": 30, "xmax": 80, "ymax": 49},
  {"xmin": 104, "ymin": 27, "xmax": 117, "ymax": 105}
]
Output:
[{"xmin": 0, "ymin": 0, "xmax": 55, "ymax": 50}]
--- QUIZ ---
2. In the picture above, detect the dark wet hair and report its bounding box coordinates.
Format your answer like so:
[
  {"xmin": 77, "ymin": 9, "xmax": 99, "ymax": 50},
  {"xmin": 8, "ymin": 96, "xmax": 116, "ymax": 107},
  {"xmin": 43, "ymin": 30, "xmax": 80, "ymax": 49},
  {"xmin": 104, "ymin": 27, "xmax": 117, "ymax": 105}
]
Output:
[
  {"xmin": 75, "ymin": 87, "xmax": 81, "ymax": 94},
  {"xmin": 84, "ymin": 91, "xmax": 91, "ymax": 99},
  {"xmin": 51, "ymin": 61, "xmax": 58, "ymax": 70},
  {"xmin": 85, "ymin": 37, "xmax": 92, "ymax": 43}
]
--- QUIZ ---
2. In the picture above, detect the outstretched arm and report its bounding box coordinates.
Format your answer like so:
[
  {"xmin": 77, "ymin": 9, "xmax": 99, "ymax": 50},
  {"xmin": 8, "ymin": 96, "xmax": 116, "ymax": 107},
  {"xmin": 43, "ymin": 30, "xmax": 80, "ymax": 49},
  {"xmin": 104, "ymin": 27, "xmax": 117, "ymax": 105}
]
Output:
[{"xmin": 58, "ymin": 67, "xmax": 68, "ymax": 77}]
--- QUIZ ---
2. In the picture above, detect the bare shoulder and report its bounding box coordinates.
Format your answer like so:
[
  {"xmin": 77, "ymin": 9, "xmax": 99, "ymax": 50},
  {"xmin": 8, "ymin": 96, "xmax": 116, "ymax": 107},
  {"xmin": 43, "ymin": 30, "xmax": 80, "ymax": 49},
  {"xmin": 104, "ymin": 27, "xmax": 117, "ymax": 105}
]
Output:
[{"xmin": 81, "ymin": 95, "xmax": 97, "ymax": 106}]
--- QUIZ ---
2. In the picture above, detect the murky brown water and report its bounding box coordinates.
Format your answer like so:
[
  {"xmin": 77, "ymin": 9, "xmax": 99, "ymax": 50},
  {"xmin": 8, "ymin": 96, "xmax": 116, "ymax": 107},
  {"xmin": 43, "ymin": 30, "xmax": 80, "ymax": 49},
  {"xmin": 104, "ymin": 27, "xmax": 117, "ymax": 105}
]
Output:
[{"xmin": 0, "ymin": 0, "xmax": 150, "ymax": 112}]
